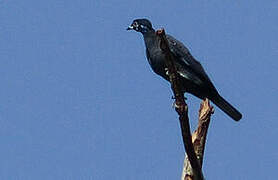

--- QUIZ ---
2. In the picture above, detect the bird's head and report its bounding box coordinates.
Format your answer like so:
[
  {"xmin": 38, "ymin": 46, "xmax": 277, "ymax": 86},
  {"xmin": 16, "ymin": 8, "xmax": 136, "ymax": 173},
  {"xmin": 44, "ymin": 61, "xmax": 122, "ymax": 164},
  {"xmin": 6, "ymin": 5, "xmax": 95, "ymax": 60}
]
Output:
[{"xmin": 127, "ymin": 19, "xmax": 154, "ymax": 34}]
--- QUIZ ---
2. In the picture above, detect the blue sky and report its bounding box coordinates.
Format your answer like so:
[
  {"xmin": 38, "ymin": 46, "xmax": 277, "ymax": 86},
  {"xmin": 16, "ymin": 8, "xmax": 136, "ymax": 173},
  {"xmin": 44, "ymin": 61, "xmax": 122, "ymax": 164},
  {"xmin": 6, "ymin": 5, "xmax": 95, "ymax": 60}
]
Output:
[{"xmin": 0, "ymin": 0, "xmax": 277, "ymax": 179}]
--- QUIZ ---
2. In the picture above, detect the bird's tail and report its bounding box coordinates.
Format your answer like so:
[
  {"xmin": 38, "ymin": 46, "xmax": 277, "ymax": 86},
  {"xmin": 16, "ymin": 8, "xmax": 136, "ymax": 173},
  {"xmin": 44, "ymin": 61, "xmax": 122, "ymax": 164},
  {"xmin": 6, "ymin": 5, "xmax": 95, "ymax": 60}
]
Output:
[{"xmin": 211, "ymin": 95, "xmax": 242, "ymax": 121}]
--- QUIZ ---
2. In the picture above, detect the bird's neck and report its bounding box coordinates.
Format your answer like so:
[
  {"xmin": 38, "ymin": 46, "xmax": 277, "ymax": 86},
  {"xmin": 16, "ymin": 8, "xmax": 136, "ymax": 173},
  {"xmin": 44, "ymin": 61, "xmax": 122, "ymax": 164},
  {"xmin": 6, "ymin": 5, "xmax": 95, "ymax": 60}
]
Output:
[{"xmin": 142, "ymin": 31, "xmax": 160, "ymax": 51}]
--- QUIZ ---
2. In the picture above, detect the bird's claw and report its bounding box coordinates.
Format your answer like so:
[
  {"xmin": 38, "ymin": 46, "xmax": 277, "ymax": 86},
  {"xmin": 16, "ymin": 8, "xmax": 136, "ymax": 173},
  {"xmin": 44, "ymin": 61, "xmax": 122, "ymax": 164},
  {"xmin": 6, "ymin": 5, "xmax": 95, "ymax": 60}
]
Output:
[
  {"xmin": 172, "ymin": 100, "xmax": 177, "ymax": 108},
  {"xmin": 171, "ymin": 95, "xmax": 187, "ymax": 100},
  {"xmin": 171, "ymin": 96, "xmax": 187, "ymax": 108}
]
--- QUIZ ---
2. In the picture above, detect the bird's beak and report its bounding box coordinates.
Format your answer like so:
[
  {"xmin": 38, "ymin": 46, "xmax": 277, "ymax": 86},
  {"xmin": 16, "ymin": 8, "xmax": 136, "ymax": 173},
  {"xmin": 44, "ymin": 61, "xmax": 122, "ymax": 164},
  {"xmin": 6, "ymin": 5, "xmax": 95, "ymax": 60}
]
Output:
[{"xmin": 126, "ymin": 25, "xmax": 134, "ymax": 30}]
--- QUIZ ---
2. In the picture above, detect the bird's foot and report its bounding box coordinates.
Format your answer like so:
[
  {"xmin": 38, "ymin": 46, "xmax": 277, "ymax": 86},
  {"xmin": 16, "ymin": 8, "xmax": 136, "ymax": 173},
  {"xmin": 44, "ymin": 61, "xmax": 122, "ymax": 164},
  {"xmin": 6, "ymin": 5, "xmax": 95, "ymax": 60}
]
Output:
[
  {"xmin": 172, "ymin": 100, "xmax": 178, "ymax": 109},
  {"xmin": 171, "ymin": 96, "xmax": 187, "ymax": 108},
  {"xmin": 171, "ymin": 95, "xmax": 187, "ymax": 100}
]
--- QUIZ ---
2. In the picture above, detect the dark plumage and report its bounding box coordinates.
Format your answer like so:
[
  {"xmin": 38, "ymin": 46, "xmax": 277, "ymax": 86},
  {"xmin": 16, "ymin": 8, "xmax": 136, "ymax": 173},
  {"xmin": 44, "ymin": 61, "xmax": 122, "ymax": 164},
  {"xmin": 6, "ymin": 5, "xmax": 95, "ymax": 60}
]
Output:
[{"xmin": 127, "ymin": 18, "xmax": 242, "ymax": 121}]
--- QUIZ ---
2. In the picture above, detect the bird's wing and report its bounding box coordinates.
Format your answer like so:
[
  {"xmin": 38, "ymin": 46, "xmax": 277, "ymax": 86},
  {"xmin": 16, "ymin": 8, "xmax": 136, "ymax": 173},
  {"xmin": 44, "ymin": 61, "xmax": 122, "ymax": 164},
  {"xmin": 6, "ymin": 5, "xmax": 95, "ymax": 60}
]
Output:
[{"xmin": 166, "ymin": 34, "xmax": 214, "ymax": 86}]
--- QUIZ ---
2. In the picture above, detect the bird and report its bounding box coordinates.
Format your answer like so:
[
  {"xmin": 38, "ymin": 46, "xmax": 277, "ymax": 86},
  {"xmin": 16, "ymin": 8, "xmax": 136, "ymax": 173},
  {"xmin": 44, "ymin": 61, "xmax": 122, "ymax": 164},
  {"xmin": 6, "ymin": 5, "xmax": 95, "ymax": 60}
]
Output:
[{"xmin": 127, "ymin": 18, "xmax": 242, "ymax": 121}]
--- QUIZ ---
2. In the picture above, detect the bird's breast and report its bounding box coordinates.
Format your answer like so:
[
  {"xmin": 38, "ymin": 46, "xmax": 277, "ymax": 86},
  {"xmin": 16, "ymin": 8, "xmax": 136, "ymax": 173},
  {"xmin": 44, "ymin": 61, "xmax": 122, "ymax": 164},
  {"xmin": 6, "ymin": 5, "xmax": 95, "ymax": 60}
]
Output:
[{"xmin": 147, "ymin": 48, "xmax": 168, "ymax": 79}]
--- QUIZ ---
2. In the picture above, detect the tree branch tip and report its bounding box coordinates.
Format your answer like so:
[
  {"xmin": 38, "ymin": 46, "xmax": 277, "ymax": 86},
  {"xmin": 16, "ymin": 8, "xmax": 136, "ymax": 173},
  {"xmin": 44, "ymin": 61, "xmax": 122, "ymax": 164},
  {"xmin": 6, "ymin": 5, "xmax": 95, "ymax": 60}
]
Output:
[
  {"xmin": 156, "ymin": 28, "xmax": 165, "ymax": 35},
  {"xmin": 200, "ymin": 99, "xmax": 214, "ymax": 114}
]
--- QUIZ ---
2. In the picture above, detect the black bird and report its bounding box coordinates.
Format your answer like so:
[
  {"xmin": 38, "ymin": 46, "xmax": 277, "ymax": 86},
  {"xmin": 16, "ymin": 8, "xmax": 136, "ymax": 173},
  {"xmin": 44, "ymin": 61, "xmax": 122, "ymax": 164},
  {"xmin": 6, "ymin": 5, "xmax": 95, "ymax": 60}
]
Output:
[{"xmin": 127, "ymin": 18, "xmax": 242, "ymax": 121}]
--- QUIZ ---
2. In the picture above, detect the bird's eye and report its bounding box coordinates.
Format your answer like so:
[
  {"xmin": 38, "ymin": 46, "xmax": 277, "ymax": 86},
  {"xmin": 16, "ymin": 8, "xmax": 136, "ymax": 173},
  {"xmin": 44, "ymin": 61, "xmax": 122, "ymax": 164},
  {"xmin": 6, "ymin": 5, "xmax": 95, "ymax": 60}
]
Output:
[{"xmin": 133, "ymin": 21, "xmax": 138, "ymax": 27}]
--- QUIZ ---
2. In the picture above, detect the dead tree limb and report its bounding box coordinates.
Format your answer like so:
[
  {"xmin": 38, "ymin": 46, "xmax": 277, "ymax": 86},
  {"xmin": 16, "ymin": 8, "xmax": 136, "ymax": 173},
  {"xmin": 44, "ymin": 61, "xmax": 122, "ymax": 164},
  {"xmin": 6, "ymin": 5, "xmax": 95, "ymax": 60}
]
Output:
[
  {"xmin": 156, "ymin": 29, "xmax": 204, "ymax": 180},
  {"xmin": 181, "ymin": 99, "xmax": 214, "ymax": 180}
]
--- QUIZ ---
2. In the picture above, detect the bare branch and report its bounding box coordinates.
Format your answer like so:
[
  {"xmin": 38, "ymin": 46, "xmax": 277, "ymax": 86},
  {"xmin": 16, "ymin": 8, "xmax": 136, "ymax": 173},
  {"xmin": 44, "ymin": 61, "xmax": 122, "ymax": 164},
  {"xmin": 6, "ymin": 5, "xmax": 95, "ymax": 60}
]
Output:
[
  {"xmin": 156, "ymin": 29, "xmax": 204, "ymax": 180},
  {"xmin": 181, "ymin": 99, "xmax": 214, "ymax": 180}
]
